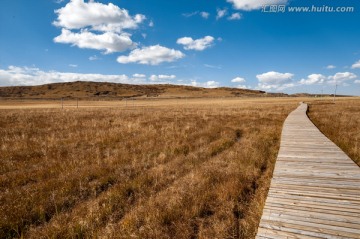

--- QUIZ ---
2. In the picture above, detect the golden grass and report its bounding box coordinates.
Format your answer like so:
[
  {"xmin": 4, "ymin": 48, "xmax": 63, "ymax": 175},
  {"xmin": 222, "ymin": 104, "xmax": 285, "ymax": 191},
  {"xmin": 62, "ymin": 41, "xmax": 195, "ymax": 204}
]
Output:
[
  {"xmin": 0, "ymin": 98, "xmax": 299, "ymax": 238},
  {"xmin": 307, "ymin": 98, "xmax": 360, "ymax": 166}
]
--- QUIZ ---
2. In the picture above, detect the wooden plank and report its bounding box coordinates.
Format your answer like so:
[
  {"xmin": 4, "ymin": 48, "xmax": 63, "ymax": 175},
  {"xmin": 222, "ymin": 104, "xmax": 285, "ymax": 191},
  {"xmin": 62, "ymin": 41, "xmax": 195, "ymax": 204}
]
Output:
[
  {"xmin": 263, "ymin": 204, "xmax": 360, "ymax": 222},
  {"xmin": 262, "ymin": 212, "xmax": 360, "ymax": 230},
  {"xmin": 259, "ymin": 219, "xmax": 360, "ymax": 238},
  {"xmin": 268, "ymin": 184, "xmax": 360, "ymax": 196},
  {"xmin": 271, "ymin": 183, "xmax": 360, "ymax": 197},
  {"xmin": 264, "ymin": 197, "xmax": 360, "ymax": 212},
  {"xmin": 256, "ymin": 227, "xmax": 318, "ymax": 239},
  {"xmin": 256, "ymin": 103, "xmax": 360, "ymax": 239},
  {"xmin": 260, "ymin": 217, "xmax": 360, "ymax": 236},
  {"xmin": 270, "ymin": 180, "xmax": 360, "ymax": 190},
  {"xmin": 268, "ymin": 189, "xmax": 360, "ymax": 201},
  {"xmin": 264, "ymin": 202, "xmax": 360, "ymax": 217}
]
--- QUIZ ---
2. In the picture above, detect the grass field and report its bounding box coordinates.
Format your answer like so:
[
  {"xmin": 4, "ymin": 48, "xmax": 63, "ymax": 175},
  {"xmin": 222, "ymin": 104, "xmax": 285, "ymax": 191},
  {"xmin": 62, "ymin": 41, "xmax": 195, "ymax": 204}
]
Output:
[
  {"xmin": 0, "ymin": 98, "xmax": 299, "ymax": 238},
  {"xmin": 1, "ymin": 97, "xmax": 358, "ymax": 239},
  {"xmin": 308, "ymin": 98, "xmax": 360, "ymax": 166}
]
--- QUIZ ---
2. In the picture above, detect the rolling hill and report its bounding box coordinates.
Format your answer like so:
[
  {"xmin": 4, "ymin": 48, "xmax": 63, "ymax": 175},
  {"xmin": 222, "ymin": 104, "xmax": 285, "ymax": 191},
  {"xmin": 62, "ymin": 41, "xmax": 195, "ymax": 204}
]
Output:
[{"xmin": 0, "ymin": 81, "xmax": 282, "ymax": 99}]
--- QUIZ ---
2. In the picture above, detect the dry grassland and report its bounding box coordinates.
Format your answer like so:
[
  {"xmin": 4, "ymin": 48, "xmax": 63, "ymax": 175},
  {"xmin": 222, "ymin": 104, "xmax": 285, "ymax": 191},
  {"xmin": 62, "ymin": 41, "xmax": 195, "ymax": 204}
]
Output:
[
  {"xmin": 308, "ymin": 98, "xmax": 360, "ymax": 166},
  {"xmin": 1, "ymin": 98, "xmax": 298, "ymax": 238}
]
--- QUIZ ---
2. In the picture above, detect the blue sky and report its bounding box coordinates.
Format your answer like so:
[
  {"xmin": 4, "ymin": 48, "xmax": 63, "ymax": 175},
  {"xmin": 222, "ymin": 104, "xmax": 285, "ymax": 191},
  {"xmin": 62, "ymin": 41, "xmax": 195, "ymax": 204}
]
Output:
[{"xmin": 1, "ymin": 0, "xmax": 360, "ymax": 95}]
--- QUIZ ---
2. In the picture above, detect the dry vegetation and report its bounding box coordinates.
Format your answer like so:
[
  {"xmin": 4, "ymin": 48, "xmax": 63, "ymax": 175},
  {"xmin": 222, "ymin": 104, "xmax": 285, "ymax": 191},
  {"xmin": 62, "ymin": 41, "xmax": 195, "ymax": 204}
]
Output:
[
  {"xmin": 0, "ymin": 81, "xmax": 271, "ymax": 99},
  {"xmin": 308, "ymin": 98, "xmax": 360, "ymax": 166},
  {"xmin": 0, "ymin": 98, "xmax": 297, "ymax": 238}
]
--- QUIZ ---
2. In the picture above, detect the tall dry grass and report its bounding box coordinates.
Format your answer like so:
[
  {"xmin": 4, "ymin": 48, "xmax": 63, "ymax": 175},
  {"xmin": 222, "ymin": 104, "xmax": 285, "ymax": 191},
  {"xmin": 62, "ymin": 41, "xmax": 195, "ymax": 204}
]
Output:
[
  {"xmin": 308, "ymin": 98, "xmax": 360, "ymax": 166},
  {"xmin": 0, "ymin": 99, "xmax": 296, "ymax": 238}
]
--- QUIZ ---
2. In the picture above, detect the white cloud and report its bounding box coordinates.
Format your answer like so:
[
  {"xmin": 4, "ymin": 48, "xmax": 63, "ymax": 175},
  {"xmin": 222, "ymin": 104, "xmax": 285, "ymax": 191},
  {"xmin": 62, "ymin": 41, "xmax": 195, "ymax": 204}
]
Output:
[
  {"xmin": 53, "ymin": 0, "xmax": 145, "ymax": 33},
  {"xmin": 228, "ymin": 13, "xmax": 242, "ymax": 20},
  {"xmin": 69, "ymin": 64, "xmax": 78, "ymax": 68},
  {"xmin": 216, "ymin": 8, "xmax": 227, "ymax": 20},
  {"xmin": 191, "ymin": 80, "xmax": 219, "ymax": 88},
  {"xmin": 236, "ymin": 85, "xmax": 249, "ymax": 89},
  {"xmin": 0, "ymin": 66, "xmax": 134, "ymax": 86},
  {"xmin": 149, "ymin": 20, "xmax": 154, "ymax": 27},
  {"xmin": 54, "ymin": 29, "xmax": 136, "ymax": 54},
  {"xmin": 133, "ymin": 73, "xmax": 146, "ymax": 78},
  {"xmin": 53, "ymin": 0, "xmax": 145, "ymax": 54},
  {"xmin": 158, "ymin": 74, "xmax": 176, "ymax": 79},
  {"xmin": 183, "ymin": 11, "xmax": 210, "ymax": 19},
  {"xmin": 204, "ymin": 64, "xmax": 222, "ymax": 69},
  {"xmin": 117, "ymin": 45, "xmax": 185, "ymax": 65},
  {"xmin": 256, "ymin": 71, "xmax": 294, "ymax": 91},
  {"xmin": 206, "ymin": 81, "xmax": 220, "ymax": 88},
  {"xmin": 328, "ymin": 72, "xmax": 357, "ymax": 85},
  {"xmin": 200, "ymin": 12, "xmax": 210, "ymax": 19},
  {"xmin": 299, "ymin": 74, "xmax": 326, "ymax": 85},
  {"xmin": 182, "ymin": 11, "xmax": 199, "ymax": 17},
  {"xmin": 257, "ymin": 71, "xmax": 293, "ymax": 84},
  {"xmin": 177, "ymin": 36, "xmax": 215, "ymax": 51},
  {"xmin": 89, "ymin": 55, "xmax": 100, "ymax": 61},
  {"xmin": 355, "ymin": 80, "xmax": 360, "ymax": 84},
  {"xmin": 227, "ymin": 0, "xmax": 288, "ymax": 11},
  {"xmin": 231, "ymin": 77, "xmax": 246, "ymax": 83},
  {"xmin": 149, "ymin": 74, "xmax": 176, "ymax": 81},
  {"xmin": 257, "ymin": 83, "xmax": 295, "ymax": 91},
  {"xmin": 351, "ymin": 60, "xmax": 360, "ymax": 69},
  {"xmin": 326, "ymin": 65, "xmax": 336, "ymax": 69}
]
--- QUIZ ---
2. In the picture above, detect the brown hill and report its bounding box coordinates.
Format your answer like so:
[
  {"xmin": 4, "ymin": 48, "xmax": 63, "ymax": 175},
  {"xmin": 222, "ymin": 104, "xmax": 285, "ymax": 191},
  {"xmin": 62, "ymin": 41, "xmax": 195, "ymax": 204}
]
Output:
[{"xmin": 0, "ymin": 81, "xmax": 277, "ymax": 99}]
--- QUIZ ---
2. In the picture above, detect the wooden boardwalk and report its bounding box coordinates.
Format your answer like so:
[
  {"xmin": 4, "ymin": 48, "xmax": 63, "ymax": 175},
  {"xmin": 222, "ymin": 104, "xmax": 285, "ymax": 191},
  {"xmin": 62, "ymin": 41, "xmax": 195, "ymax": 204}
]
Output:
[{"xmin": 256, "ymin": 103, "xmax": 360, "ymax": 239}]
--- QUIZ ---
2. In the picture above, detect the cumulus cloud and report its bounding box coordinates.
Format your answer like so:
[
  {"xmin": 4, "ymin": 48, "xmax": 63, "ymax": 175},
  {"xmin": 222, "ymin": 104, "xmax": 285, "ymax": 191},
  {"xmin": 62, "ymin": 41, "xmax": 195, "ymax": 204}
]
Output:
[
  {"xmin": 205, "ymin": 81, "xmax": 220, "ymax": 88},
  {"xmin": 132, "ymin": 73, "xmax": 146, "ymax": 78},
  {"xmin": 149, "ymin": 74, "xmax": 176, "ymax": 81},
  {"xmin": 177, "ymin": 36, "xmax": 215, "ymax": 51},
  {"xmin": 326, "ymin": 65, "xmax": 336, "ymax": 69},
  {"xmin": 117, "ymin": 45, "xmax": 185, "ymax": 65},
  {"xmin": 236, "ymin": 85, "xmax": 249, "ymax": 89},
  {"xmin": 228, "ymin": 13, "xmax": 242, "ymax": 20},
  {"xmin": 216, "ymin": 8, "xmax": 227, "ymax": 20},
  {"xmin": 299, "ymin": 74, "xmax": 326, "ymax": 85},
  {"xmin": 351, "ymin": 60, "xmax": 360, "ymax": 69},
  {"xmin": 328, "ymin": 72, "xmax": 357, "ymax": 85},
  {"xmin": 200, "ymin": 12, "xmax": 210, "ymax": 19},
  {"xmin": 191, "ymin": 80, "xmax": 219, "ymax": 88},
  {"xmin": 53, "ymin": 0, "xmax": 145, "ymax": 54},
  {"xmin": 0, "ymin": 66, "xmax": 134, "ymax": 86},
  {"xmin": 256, "ymin": 71, "xmax": 294, "ymax": 91},
  {"xmin": 54, "ymin": 29, "xmax": 136, "ymax": 54},
  {"xmin": 231, "ymin": 77, "xmax": 246, "ymax": 83},
  {"xmin": 257, "ymin": 83, "xmax": 295, "ymax": 91},
  {"xmin": 227, "ymin": 0, "xmax": 288, "ymax": 11},
  {"xmin": 257, "ymin": 71, "xmax": 293, "ymax": 84},
  {"xmin": 53, "ymin": 0, "xmax": 145, "ymax": 33}
]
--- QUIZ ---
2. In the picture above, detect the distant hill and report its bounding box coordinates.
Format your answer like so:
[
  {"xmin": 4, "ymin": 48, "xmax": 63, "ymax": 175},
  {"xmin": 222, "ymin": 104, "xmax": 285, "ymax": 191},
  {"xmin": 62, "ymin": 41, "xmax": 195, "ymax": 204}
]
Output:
[{"xmin": 0, "ymin": 81, "xmax": 283, "ymax": 99}]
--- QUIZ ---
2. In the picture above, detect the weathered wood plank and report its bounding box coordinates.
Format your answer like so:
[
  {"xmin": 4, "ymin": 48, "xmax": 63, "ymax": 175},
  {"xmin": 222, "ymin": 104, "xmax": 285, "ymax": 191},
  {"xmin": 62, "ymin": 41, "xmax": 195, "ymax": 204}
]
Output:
[{"xmin": 255, "ymin": 103, "xmax": 360, "ymax": 239}]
